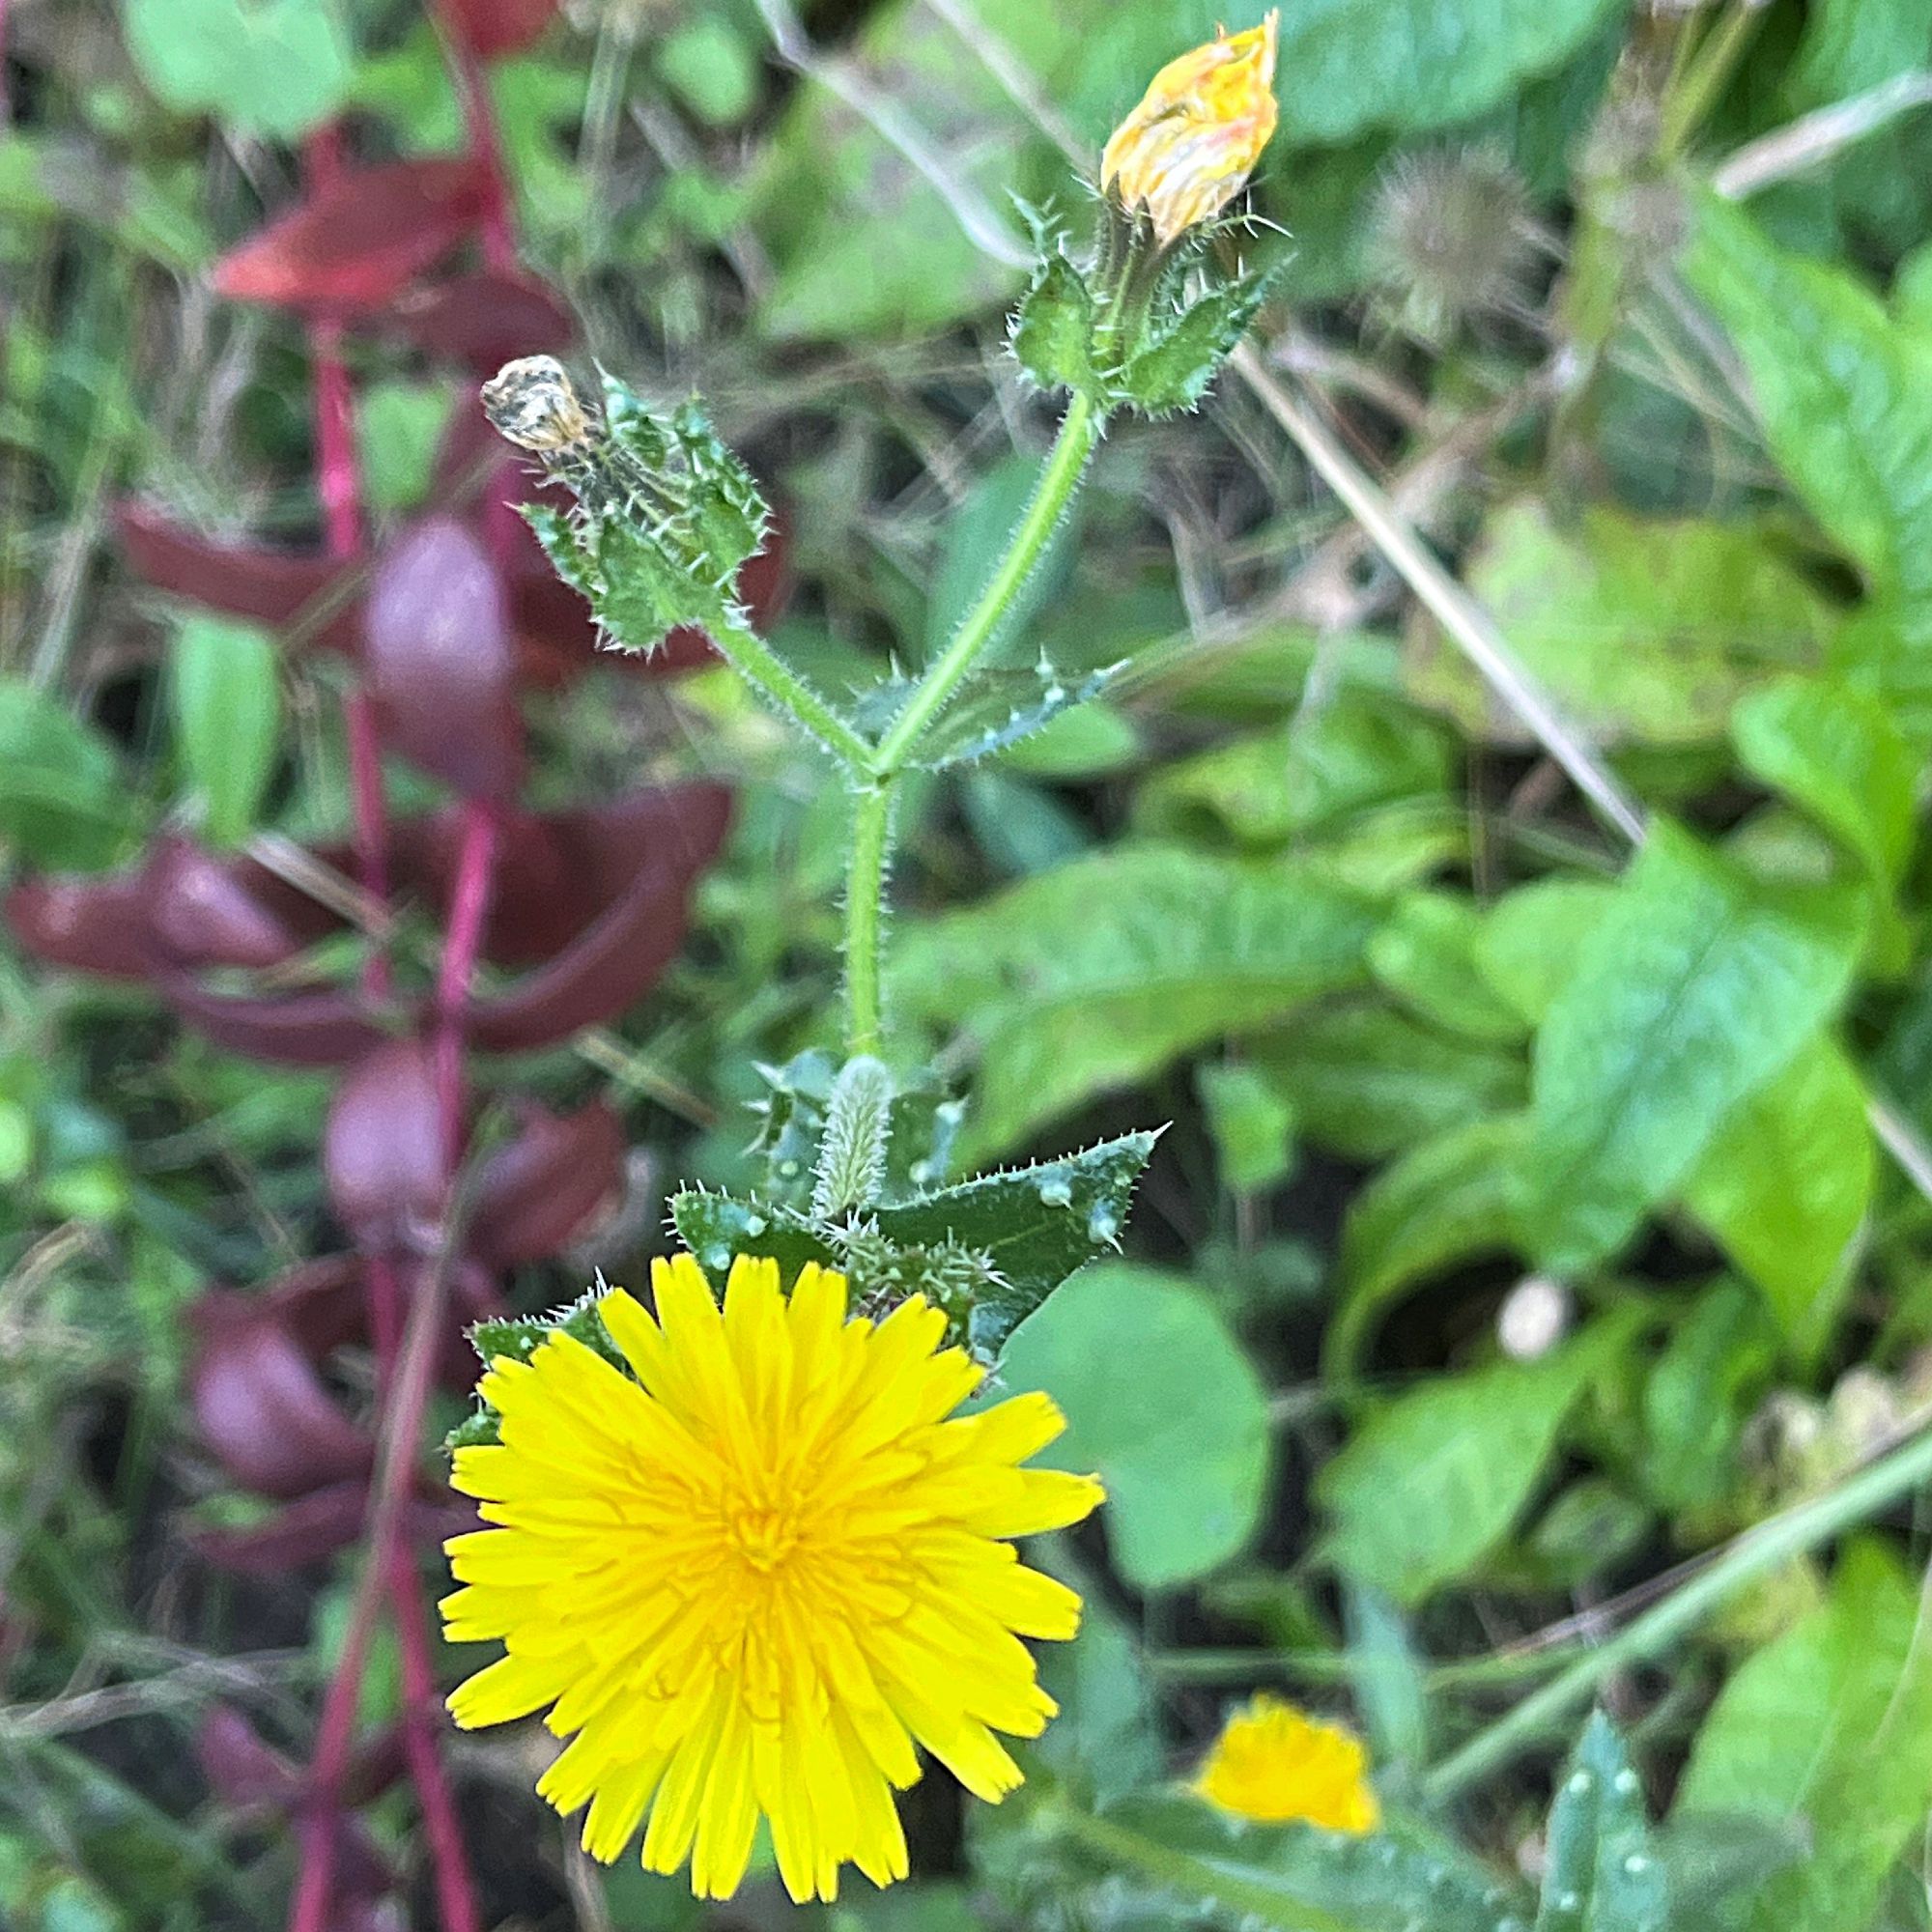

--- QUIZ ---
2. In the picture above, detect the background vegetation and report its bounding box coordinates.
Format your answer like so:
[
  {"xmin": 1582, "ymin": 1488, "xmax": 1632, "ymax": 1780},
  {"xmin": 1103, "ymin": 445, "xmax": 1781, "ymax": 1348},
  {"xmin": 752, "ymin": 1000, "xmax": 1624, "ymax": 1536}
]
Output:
[{"xmin": 6, "ymin": 0, "xmax": 1932, "ymax": 1927}]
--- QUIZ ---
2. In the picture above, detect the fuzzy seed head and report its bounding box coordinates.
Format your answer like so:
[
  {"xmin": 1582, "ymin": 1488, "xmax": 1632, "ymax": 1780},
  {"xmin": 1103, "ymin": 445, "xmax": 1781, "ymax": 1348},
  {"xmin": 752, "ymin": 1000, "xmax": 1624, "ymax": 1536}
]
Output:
[
  {"xmin": 1102, "ymin": 13, "xmax": 1279, "ymax": 246},
  {"xmin": 1370, "ymin": 147, "xmax": 1536, "ymax": 343},
  {"xmin": 481, "ymin": 355, "xmax": 593, "ymax": 453}
]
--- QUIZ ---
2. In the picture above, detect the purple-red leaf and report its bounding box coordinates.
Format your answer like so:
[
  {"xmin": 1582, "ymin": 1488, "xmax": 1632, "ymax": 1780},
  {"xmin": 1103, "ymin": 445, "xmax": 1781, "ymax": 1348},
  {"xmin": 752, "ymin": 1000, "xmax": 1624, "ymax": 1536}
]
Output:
[
  {"xmin": 157, "ymin": 978, "xmax": 391, "ymax": 1065},
  {"xmin": 325, "ymin": 1039, "xmax": 447, "ymax": 1254},
  {"xmin": 6, "ymin": 873, "xmax": 152, "ymax": 980},
  {"xmin": 197, "ymin": 1707, "xmax": 300, "ymax": 1806},
  {"xmin": 189, "ymin": 1295, "xmax": 373, "ymax": 1499},
  {"xmin": 116, "ymin": 502, "xmax": 361, "ymax": 654},
  {"xmin": 466, "ymin": 782, "xmax": 731, "ymax": 1050},
  {"xmin": 384, "ymin": 268, "xmax": 573, "ymax": 374},
  {"xmin": 468, "ymin": 1099, "xmax": 623, "ymax": 1267},
  {"xmin": 213, "ymin": 158, "xmax": 492, "ymax": 319},
  {"xmin": 364, "ymin": 517, "xmax": 525, "ymax": 802},
  {"xmin": 144, "ymin": 838, "xmax": 323, "ymax": 971}
]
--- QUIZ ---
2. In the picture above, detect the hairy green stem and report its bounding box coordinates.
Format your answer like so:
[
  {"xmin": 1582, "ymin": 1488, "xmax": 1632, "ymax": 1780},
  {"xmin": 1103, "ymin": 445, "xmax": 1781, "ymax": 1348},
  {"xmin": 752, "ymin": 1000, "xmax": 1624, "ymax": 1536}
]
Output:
[
  {"xmin": 869, "ymin": 389, "xmax": 1102, "ymax": 780},
  {"xmin": 845, "ymin": 782, "xmax": 893, "ymax": 1055},
  {"xmin": 1424, "ymin": 1418, "xmax": 1932, "ymax": 1804},
  {"xmin": 707, "ymin": 605, "xmax": 873, "ymax": 768},
  {"xmin": 838, "ymin": 390, "xmax": 1105, "ymax": 1052}
]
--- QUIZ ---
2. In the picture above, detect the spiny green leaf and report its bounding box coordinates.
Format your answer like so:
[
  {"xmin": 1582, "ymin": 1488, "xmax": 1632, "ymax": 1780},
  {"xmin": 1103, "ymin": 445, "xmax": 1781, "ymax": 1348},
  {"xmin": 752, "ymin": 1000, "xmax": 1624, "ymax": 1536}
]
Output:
[
  {"xmin": 870, "ymin": 1129, "xmax": 1159, "ymax": 1357},
  {"xmin": 1011, "ymin": 249, "xmax": 1097, "ymax": 395},
  {"xmin": 1119, "ymin": 265, "xmax": 1280, "ymax": 415},
  {"xmin": 1535, "ymin": 1714, "xmax": 1668, "ymax": 1932}
]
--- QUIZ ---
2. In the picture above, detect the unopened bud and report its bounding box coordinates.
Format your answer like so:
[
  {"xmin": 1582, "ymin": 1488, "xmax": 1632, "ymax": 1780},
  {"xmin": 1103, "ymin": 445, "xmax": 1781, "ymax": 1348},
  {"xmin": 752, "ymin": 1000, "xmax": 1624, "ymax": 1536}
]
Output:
[
  {"xmin": 1101, "ymin": 13, "xmax": 1279, "ymax": 247},
  {"xmin": 480, "ymin": 355, "xmax": 593, "ymax": 453}
]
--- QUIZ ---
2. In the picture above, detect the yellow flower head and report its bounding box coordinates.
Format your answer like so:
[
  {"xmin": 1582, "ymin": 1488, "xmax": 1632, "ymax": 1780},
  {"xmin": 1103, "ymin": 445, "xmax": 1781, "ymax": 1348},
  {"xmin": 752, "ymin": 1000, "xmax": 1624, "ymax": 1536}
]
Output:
[
  {"xmin": 442, "ymin": 1254, "xmax": 1103, "ymax": 1904},
  {"xmin": 1101, "ymin": 13, "xmax": 1280, "ymax": 246},
  {"xmin": 1194, "ymin": 1694, "xmax": 1380, "ymax": 1833}
]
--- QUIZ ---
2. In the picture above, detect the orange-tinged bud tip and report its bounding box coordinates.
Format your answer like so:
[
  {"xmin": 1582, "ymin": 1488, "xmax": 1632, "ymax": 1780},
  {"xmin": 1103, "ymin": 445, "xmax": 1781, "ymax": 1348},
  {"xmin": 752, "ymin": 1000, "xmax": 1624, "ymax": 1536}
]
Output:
[{"xmin": 1101, "ymin": 12, "xmax": 1280, "ymax": 246}]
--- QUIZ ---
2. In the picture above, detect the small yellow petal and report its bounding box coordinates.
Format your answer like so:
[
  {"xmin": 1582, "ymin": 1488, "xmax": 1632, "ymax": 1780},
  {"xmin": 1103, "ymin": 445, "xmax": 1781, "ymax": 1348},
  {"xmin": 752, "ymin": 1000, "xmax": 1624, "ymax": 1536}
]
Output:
[{"xmin": 1194, "ymin": 1694, "xmax": 1381, "ymax": 1834}]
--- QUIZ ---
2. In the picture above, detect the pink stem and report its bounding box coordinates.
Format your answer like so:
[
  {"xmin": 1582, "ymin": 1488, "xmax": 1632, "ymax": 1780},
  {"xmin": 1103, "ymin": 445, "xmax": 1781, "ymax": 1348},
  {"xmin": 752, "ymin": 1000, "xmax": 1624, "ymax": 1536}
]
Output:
[
  {"xmin": 300, "ymin": 136, "xmax": 394, "ymax": 1003},
  {"xmin": 288, "ymin": 1246, "xmax": 459, "ymax": 1932},
  {"xmin": 434, "ymin": 801, "xmax": 498, "ymax": 1172},
  {"xmin": 440, "ymin": 12, "xmax": 517, "ymax": 272},
  {"xmin": 389, "ymin": 1547, "xmax": 482, "ymax": 1932}
]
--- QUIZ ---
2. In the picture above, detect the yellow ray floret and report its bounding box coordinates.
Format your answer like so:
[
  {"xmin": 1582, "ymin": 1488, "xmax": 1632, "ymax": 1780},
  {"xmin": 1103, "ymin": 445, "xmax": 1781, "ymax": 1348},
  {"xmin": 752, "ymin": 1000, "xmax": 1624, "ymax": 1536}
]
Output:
[
  {"xmin": 442, "ymin": 1254, "xmax": 1103, "ymax": 1903},
  {"xmin": 1194, "ymin": 1693, "xmax": 1380, "ymax": 1834},
  {"xmin": 1101, "ymin": 12, "xmax": 1280, "ymax": 246}
]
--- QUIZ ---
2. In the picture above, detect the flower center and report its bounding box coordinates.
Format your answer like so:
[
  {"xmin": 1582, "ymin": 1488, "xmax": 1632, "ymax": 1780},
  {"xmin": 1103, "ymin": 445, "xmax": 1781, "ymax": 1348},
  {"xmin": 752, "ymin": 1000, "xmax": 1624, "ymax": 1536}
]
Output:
[{"xmin": 726, "ymin": 1503, "xmax": 803, "ymax": 1574}]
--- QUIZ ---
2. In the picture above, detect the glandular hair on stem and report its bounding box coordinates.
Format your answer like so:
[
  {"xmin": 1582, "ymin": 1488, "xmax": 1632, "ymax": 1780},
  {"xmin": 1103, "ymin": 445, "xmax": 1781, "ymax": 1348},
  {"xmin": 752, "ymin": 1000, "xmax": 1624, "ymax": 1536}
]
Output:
[{"xmin": 812, "ymin": 1056, "xmax": 895, "ymax": 1219}]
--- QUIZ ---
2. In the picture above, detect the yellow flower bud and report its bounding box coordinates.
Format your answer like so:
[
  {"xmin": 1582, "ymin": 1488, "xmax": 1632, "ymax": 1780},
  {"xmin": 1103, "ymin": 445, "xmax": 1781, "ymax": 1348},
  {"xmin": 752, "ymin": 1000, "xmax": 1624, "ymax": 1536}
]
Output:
[{"xmin": 1101, "ymin": 13, "xmax": 1280, "ymax": 247}]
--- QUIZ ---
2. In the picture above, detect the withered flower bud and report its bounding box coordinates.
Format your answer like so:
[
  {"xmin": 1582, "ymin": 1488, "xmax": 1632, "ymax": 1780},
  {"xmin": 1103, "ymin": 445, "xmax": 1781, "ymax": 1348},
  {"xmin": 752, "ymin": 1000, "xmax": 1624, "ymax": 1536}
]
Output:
[{"xmin": 480, "ymin": 355, "xmax": 593, "ymax": 454}]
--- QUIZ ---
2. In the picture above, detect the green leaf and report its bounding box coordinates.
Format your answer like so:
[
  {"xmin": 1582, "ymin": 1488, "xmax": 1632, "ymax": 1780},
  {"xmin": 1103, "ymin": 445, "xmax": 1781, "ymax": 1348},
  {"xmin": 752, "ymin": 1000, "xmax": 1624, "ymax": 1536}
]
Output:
[
  {"xmin": 1068, "ymin": 1794, "xmax": 1522, "ymax": 1932},
  {"xmin": 1681, "ymin": 1041, "xmax": 1871, "ymax": 1363},
  {"xmin": 1032, "ymin": 1553, "xmax": 1164, "ymax": 1804},
  {"xmin": 1330, "ymin": 1114, "xmax": 1529, "ymax": 1376},
  {"xmin": 870, "ymin": 1131, "xmax": 1159, "ymax": 1358},
  {"xmin": 1368, "ymin": 893, "xmax": 1525, "ymax": 1042},
  {"xmin": 1252, "ymin": 1000, "xmax": 1526, "ymax": 1162},
  {"xmin": 1535, "ymin": 1714, "xmax": 1668, "ymax": 1932},
  {"xmin": 890, "ymin": 844, "xmax": 1380, "ymax": 1160},
  {"xmin": 0, "ymin": 678, "xmax": 136, "ymax": 869},
  {"xmin": 1404, "ymin": 500, "xmax": 1833, "ymax": 749},
  {"xmin": 1675, "ymin": 1539, "xmax": 1932, "ymax": 1932},
  {"xmin": 122, "ymin": 0, "xmax": 352, "ymax": 140},
  {"xmin": 1136, "ymin": 684, "xmax": 1452, "ymax": 849},
  {"xmin": 1639, "ymin": 1282, "xmax": 1776, "ymax": 1515},
  {"xmin": 914, "ymin": 661, "xmax": 1121, "ymax": 771},
  {"xmin": 169, "ymin": 616, "xmax": 280, "ymax": 847},
  {"xmin": 1010, "ymin": 250, "xmax": 1097, "ymax": 396},
  {"xmin": 1732, "ymin": 675, "xmax": 1918, "ymax": 887},
  {"xmin": 1268, "ymin": 0, "xmax": 1621, "ymax": 144},
  {"xmin": 1520, "ymin": 822, "xmax": 1866, "ymax": 1274},
  {"xmin": 1196, "ymin": 1063, "xmax": 1296, "ymax": 1196},
  {"xmin": 355, "ymin": 379, "xmax": 456, "ymax": 517},
  {"xmin": 1686, "ymin": 193, "xmax": 1932, "ymax": 616},
  {"xmin": 995, "ymin": 1264, "xmax": 1269, "ymax": 1589},
  {"xmin": 1316, "ymin": 1312, "xmax": 1639, "ymax": 1605},
  {"xmin": 1477, "ymin": 881, "xmax": 1617, "ymax": 1025}
]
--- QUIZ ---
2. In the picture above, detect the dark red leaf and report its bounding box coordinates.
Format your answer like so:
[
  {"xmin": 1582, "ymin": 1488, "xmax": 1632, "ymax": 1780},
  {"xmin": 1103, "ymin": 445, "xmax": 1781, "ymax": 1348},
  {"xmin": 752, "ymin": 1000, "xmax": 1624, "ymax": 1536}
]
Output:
[
  {"xmin": 6, "ymin": 873, "xmax": 151, "ymax": 980},
  {"xmin": 189, "ymin": 1295, "xmax": 373, "ymax": 1499},
  {"xmin": 190, "ymin": 1482, "xmax": 474, "ymax": 1576},
  {"xmin": 440, "ymin": 0, "xmax": 558, "ymax": 59},
  {"xmin": 384, "ymin": 268, "xmax": 573, "ymax": 373},
  {"xmin": 258, "ymin": 1253, "xmax": 366, "ymax": 1360},
  {"xmin": 325, "ymin": 1039, "xmax": 447, "ymax": 1254},
  {"xmin": 157, "ymin": 978, "xmax": 392, "ymax": 1066},
  {"xmin": 144, "ymin": 838, "xmax": 321, "ymax": 971},
  {"xmin": 197, "ymin": 1708, "xmax": 300, "ymax": 1806},
  {"xmin": 189, "ymin": 1483, "xmax": 369, "ymax": 1575},
  {"xmin": 467, "ymin": 783, "xmax": 731, "ymax": 1051},
  {"xmin": 468, "ymin": 1099, "xmax": 623, "ymax": 1267},
  {"xmin": 364, "ymin": 517, "xmax": 525, "ymax": 802},
  {"xmin": 214, "ymin": 158, "xmax": 492, "ymax": 319},
  {"xmin": 116, "ymin": 502, "xmax": 361, "ymax": 654}
]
